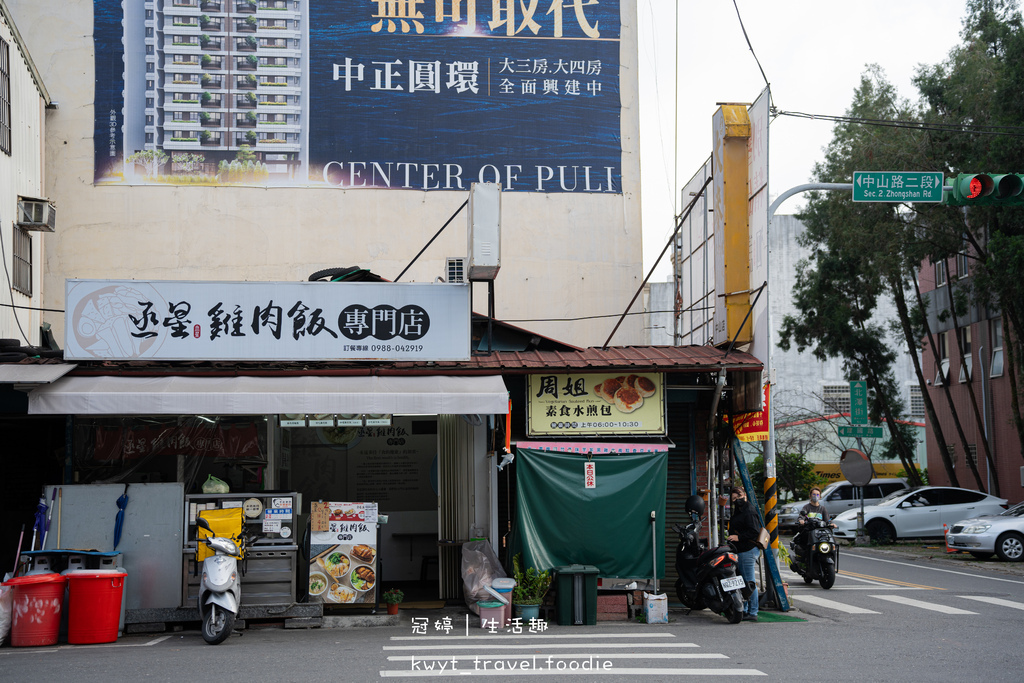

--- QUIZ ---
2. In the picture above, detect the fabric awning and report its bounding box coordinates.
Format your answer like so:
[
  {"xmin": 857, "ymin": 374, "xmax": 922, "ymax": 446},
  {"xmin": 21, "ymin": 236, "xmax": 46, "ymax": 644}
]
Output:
[
  {"xmin": 0, "ymin": 363, "xmax": 76, "ymax": 385},
  {"xmin": 27, "ymin": 374, "xmax": 509, "ymax": 416}
]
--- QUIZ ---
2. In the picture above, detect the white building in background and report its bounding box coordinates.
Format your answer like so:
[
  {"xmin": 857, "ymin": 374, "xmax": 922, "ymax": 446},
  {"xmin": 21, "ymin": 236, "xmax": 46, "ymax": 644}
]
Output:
[
  {"xmin": 0, "ymin": 0, "xmax": 51, "ymax": 349},
  {"xmin": 650, "ymin": 213, "xmax": 926, "ymax": 475}
]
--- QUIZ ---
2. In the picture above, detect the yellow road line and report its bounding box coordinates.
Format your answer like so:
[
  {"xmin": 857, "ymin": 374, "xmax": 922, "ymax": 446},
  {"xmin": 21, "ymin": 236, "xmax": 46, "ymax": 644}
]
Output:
[{"xmin": 839, "ymin": 569, "xmax": 944, "ymax": 590}]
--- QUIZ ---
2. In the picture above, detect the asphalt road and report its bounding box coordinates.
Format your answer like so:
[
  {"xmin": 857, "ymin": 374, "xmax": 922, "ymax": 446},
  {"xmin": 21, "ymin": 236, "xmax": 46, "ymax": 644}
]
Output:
[{"xmin": 2, "ymin": 543, "xmax": 1023, "ymax": 682}]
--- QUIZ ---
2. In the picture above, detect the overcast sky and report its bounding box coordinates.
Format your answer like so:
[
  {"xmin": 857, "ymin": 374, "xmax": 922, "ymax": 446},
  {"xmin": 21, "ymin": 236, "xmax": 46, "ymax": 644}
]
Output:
[{"xmin": 637, "ymin": 1, "xmax": 971, "ymax": 282}]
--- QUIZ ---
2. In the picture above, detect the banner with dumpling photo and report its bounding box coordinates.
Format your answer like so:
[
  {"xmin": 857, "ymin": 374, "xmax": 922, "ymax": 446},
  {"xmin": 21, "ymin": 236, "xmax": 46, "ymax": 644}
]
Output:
[{"xmin": 526, "ymin": 373, "xmax": 666, "ymax": 437}]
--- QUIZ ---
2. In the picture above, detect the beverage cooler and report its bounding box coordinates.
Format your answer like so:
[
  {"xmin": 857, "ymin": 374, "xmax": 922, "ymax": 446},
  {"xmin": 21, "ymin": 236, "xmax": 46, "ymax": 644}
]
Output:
[{"xmin": 182, "ymin": 492, "xmax": 302, "ymax": 607}]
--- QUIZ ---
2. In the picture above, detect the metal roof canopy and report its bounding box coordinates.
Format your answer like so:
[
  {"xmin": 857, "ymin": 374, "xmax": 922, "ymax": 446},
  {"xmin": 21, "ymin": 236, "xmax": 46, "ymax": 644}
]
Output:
[
  {"xmin": 26, "ymin": 374, "xmax": 509, "ymax": 416},
  {"xmin": 0, "ymin": 363, "xmax": 76, "ymax": 386}
]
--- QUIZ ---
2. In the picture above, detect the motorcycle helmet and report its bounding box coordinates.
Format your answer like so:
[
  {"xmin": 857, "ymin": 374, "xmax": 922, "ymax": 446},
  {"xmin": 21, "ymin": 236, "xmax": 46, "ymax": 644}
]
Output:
[{"xmin": 685, "ymin": 494, "xmax": 705, "ymax": 516}]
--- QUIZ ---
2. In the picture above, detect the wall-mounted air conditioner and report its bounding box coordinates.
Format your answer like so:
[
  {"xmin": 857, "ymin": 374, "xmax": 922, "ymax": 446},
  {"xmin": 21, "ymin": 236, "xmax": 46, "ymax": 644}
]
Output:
[{"xmin": 17, "ymin": 197, "xmax": 56, "ymax": 232}]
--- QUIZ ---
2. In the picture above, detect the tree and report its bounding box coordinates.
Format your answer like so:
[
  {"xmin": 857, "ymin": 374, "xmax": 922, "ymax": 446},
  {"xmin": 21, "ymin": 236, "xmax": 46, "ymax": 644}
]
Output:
[
  {"xmin": 777, "ymin": 70, "xmax": 928, "ymax": 486},
  {"xmin": 126, "ymin": 149, "xmax": 168, "ymax": 175},
  {"xmin": 745, "ymin": 451, "xmax": 824, "ymax": 506}
]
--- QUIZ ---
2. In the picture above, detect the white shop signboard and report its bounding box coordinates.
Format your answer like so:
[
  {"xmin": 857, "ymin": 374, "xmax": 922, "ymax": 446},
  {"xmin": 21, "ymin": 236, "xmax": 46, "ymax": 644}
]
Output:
[{"xmin": 65, "ymin": 279, "xmax": 470, "ymax": 361}]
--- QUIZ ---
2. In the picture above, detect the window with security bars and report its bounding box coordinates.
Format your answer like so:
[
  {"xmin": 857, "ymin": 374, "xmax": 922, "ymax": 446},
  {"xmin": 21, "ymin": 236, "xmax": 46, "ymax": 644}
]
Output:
[
  {"xmin": 0, "ymin": 38, "xmax": 10, "ymax": 156},
  {"xmin": 13, "ymin": 226, "xmax": 31, "ymax": 295},
  {"xmin": 948, "ymin": 444, "xmax": 957, "ymax": 467},
  {"xmin": 967, "ymin": 444, "xmax": 978, "ymax": 466},
  {"xmin": 446, "ymin": 257, "xmax": 465, "ymax": 283},
  {"xmin": 909, "ymin": 385, "xmax": 924, "ymax": 419},
  {"xmin": 821, "ymin": 385, "xmax": 851, "ymax": 415}
]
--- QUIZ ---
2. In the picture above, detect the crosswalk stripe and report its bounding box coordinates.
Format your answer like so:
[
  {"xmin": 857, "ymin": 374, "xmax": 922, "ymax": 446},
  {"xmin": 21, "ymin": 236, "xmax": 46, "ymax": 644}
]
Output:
[
  {"xmin": 869, "ymin": 595, "xmax": 977, "ymax": 614},
  {"xmin": 793, "ymin": 594, "xmax": 880, "ymax": 613},
  {"xmin": 380, "ymin": 667, "xmax": 767, "ymax": 677},
  {"xmin": 957, "ymin": 595, "xmax": 1024, "ymax": 611}
]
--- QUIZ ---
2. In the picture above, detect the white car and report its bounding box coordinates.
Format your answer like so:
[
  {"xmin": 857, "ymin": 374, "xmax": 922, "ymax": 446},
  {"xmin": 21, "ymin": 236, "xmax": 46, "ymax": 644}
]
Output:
[
  {"xmin": 946, "ymin": 502, "xmax": 1024, "ymax": 561},
  {"xmin": 833, "ymin": 486, "xmax": 1008, "ymax": 544},
  {"xmin": 778, "ymin": 478, "xmax": 909, "ymax": 531}
]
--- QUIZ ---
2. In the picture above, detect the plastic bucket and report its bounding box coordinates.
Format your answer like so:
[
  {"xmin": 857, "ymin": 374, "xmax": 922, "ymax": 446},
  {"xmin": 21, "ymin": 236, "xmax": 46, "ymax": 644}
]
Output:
[
  {"xmin": 492, "ymin": 578, "xmax": 516, "ymax": 626},
  {"xmin": 477, "ymin": 600, "xmax": 505, "ymax": 628},
  {"xmin": 66, "ymin": 571, "xmax": 126, "ymax": 644},
  {"xmin": 3, "ymin": 573, "xmax": 66, "ymax": 647}
]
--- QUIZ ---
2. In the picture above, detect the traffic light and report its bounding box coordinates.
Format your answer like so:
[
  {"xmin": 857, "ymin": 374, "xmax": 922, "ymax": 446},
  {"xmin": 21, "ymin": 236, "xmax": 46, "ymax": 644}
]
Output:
[{"xmin": 945, "ymin": 173, "xmax": 1024, "ymax": 206}]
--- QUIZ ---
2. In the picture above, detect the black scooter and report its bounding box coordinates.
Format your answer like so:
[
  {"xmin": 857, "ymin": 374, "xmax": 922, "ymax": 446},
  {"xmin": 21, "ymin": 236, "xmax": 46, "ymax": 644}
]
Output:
[
  {"xmin": 673, "ymin": 495, "xmax": 750, "ymax": 624},
  {"xmin": 789, "ymin": 517, "xmax": 838, "ymax": 589}
]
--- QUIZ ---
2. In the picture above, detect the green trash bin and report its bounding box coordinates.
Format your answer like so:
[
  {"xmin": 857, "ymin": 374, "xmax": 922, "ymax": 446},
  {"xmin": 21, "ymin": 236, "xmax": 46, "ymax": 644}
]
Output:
[{"xmin": 555, "ymin": 565, "xmax": 599, "ymax": 625}]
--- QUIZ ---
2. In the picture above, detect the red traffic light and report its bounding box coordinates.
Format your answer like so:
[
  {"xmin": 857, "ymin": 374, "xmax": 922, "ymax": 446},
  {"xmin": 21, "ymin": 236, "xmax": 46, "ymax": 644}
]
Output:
[{"xmin": 968, "ymin": 177, "xmax": 983, "ymax": 199}]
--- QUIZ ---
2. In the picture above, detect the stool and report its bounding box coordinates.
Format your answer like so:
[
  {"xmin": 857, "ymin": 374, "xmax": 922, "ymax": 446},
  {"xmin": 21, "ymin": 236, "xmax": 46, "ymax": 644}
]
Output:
[{"xmin": 420, "ymin": 555, "xmax": 439, "ymax": 581}]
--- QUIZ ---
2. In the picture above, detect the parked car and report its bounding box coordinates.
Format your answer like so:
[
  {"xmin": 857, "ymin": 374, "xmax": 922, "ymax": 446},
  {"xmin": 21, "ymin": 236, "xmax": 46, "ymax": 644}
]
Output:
[
  {"xmin": 832, "ymin": 486, "xmax": 1008, "ymax": 544},
  {"xmin": 778, "ymin": 478, "xmax": 909, "ymax": 531},
  {"xmin": 946, "ymin": 501, "xmax": 1024, "ymax": 561}
]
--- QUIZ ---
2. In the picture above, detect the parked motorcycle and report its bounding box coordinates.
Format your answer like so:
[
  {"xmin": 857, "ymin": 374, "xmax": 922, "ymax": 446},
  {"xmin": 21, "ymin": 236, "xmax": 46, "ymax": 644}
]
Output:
[
  {"xmin": 673, "ymin": 494, "xmax": 750, "ymax": 624},
  {"xmin": 196, "ymin": 516, "xmax": 246, "ymax": 644},
  {"xmin": 789, "ymin": 517, "xmax": 838, "ymax": 589}
]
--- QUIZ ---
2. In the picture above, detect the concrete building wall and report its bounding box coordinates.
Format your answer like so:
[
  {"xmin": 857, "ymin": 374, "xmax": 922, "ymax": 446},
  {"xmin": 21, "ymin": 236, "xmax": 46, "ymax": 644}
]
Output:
[{"xmin": 6, "ymin": 0, "xmax": 645, "ymax": 350}]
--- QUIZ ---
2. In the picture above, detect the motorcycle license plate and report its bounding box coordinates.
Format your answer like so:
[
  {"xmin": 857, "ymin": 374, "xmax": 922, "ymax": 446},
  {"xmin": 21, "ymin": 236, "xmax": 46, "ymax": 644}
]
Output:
[{"xmin": 720, "ymin": 576, "xmax": 745, "ymax": 592}]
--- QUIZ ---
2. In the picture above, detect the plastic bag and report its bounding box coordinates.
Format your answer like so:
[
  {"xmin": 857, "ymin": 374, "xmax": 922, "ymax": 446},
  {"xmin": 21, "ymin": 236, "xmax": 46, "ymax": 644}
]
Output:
[
  {"xmin": 0, "ymin": 585, "xmax": 12, "ymax": 645},
  {"xmin": 202, "ymin": 474, "xmax": 230, "ymax": 494},
  {"xmin": 461, "ymin": 540, "xmax": 507, "ymax": 614}
]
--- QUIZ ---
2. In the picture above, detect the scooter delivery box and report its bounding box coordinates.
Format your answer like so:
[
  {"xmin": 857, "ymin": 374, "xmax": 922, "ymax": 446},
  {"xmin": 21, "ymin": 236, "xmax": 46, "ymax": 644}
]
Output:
[{"xmin": 197, "ymin": 508, "xmax": 245, "ymax": 562}]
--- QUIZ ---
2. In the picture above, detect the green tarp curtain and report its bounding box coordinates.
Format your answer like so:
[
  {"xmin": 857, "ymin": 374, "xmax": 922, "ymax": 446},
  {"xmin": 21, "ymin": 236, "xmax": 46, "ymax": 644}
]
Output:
[{"xmin": 511, "ymin": 448, "xmax": 667, "ymax": 578}]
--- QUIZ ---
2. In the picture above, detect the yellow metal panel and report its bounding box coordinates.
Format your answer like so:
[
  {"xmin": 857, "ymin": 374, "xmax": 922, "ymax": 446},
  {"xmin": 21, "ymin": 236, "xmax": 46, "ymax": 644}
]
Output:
[{"xmin": 712, "ymin": 105, "xmax": 751, "ymax": 345}]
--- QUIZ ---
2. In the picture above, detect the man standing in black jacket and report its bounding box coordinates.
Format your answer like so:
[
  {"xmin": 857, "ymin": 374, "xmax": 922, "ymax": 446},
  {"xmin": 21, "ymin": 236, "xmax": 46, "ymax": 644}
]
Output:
[{"xmin": 727, "ymin": 485, "xmax": 760, "ymax": 622}]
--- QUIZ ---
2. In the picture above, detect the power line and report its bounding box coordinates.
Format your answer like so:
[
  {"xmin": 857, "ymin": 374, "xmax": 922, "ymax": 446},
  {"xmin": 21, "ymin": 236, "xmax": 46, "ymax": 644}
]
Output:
[{"xmin": 777, "ymin": 110, "xmax": 1024, "ymax": 137}]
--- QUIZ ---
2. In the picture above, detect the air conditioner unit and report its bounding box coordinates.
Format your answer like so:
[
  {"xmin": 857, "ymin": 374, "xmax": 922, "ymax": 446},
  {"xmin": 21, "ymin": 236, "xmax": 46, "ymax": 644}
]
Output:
[
  {"xmin": 446, "ymin": 257, "xmax": 465, "ymax": 283},
  {"xmin": 17, "ymin": 197, "xmax": 56, "ymax": 232}
]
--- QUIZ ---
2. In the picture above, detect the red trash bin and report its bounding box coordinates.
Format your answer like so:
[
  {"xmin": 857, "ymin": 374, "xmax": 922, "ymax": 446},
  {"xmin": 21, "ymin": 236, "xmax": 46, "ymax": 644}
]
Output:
[
  {"xmin": 3, "ymin": 573, "xmax": 66, "ymax": 647},
  {"xmin": 66, "ymin": 570, "xmax": 126, "ymax": 644}
]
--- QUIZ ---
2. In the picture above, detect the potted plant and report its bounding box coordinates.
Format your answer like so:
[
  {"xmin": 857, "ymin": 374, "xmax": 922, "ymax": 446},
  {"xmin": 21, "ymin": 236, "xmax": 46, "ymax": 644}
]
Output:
[
  {"xmin": 511, "ymin": 553, "xmax": 551, "ymax": 621},
  {"xmin": 382, "ymin": 587, "xmax": 404, "ymax": 615}
]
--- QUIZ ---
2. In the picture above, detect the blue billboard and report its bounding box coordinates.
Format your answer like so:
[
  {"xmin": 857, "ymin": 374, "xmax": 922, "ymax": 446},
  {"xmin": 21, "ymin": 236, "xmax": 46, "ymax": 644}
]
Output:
[{"xmin": 94, "ymin": 0, "xmax": 622, "ymax": 193}]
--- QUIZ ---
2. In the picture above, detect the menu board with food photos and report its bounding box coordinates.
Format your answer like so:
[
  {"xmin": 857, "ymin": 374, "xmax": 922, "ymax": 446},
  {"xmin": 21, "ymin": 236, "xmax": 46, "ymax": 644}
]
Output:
[{"xmin": 309, "ymin": 502, "xmax": 378, "ymax": 605}]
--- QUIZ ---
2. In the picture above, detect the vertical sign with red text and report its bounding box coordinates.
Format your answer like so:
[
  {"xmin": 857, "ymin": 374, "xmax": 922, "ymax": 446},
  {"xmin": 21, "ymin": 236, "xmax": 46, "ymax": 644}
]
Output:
[{"xmin": 584, "ymin": 461, "xmax": 597, "ymax": 489}]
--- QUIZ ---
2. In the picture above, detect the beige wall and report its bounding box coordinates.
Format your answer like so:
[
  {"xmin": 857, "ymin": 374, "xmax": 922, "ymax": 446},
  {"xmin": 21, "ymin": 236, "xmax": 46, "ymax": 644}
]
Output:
[
  {"xmin": 7, "ymin": 0, "xmax": 645, "ymax": 350},
  {"xmin": 0, "ymin": 6, "xmax": 47, "ymax": 345}
]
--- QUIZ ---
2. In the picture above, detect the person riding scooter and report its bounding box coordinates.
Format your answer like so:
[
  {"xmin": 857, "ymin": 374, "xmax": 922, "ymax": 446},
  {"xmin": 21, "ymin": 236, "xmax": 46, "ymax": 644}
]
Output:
[{"xmin": 792, "ymin": 487, "xmax": 834, "ymax": 559}]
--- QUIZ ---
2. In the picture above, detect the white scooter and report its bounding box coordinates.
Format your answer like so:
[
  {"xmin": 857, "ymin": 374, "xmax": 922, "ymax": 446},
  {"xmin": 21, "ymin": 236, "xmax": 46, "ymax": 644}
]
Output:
[{"xmin": 196, "ymin": 516, "xmax": 244, "ymax": 644}]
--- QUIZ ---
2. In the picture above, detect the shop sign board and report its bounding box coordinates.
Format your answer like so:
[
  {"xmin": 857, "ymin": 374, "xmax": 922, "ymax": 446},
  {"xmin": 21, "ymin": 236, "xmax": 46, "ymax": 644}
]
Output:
[
  {"xmin": 526, "ymin": 373, "xmax": 665, "ymax": 437},
  {"xmin": 309, "ymin": 501, "xmax": 378, "ymax": 605},
  {"xmin": 65, "ymin": 279, "xmax": 470, "ymax": 361}
]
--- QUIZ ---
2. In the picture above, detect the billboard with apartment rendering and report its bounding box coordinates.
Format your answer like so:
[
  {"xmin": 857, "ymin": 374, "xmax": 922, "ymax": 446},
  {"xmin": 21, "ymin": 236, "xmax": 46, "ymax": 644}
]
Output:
[{"xmin": 94, "ymin": 0, "xmax": 622, "ymax": 193}]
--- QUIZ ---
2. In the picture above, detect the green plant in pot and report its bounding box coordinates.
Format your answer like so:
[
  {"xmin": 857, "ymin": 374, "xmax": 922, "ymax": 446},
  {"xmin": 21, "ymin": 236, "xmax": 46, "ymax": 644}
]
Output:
[
  {"xmin": 382, "ymin": 587, "xmax": 404, "ymax": 614},
  {"xmin": 511, "ymin": 553, "xmax": 551, "ymax": 620}
]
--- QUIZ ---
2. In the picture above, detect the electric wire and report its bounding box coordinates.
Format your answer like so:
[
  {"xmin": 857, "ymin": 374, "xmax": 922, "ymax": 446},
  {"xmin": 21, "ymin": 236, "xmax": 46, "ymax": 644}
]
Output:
[
  {"xmin": 777, "ymin": 110, "xmax": 1024, "ymax": 137},
  {"xmin": 0, "ymin": 224, "xmax": 31, "ymax": 344},
  {"xmin": 732, "ymin": 0, "xmax": 774, "ymax": 112}
]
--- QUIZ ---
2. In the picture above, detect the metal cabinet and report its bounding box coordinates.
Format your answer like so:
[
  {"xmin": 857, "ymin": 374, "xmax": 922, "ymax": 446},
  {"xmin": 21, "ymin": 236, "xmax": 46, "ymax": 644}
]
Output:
[{"xmin": 182, "ymin": 492, "xmax": 301, "ymax": 607}]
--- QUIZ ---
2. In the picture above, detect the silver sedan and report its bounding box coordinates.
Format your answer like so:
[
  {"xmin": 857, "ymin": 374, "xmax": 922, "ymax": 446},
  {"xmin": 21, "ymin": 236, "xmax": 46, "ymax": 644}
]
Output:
[{"xmin": 947, "ymin": 502, "xmax": 1024, "ymax": 561}]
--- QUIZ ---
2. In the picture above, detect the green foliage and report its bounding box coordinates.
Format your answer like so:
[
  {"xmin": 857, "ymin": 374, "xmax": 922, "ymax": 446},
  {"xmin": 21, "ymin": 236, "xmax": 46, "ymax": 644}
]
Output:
[
  {"xmin": 216, "ymin": 158, "xmax": 269, "ymax": 183},
  {"xmin": 382, "ymin": 588, "xmax": 404, "ymax": 605},
  {"xmin": 235, "ymin": 144, "xmax": 257, "ymax": 162},
  {"xmin": 746, "ymin": 451, "xmax": 825, "ymax": 504},
  {"xmin": 511, "ymin": 553, "xmax": 551, "ymax": 605},
  {"xmin": 126, "ymin": 149, "xmax": 168, "ymax": 169}
]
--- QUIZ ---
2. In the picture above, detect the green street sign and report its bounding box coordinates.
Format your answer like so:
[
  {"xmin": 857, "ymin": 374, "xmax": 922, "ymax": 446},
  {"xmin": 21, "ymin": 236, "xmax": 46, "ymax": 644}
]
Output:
[
  {"xmin": 839, "ymin": 425, "xmax": 884, "ymax": 439},
  {"xmin": 852, "ymin": 171, "xmax": 944, "ymax": 202},
  {"xmin": 849, "ymin": 380, "xmax": 868, "ymax": 425}
]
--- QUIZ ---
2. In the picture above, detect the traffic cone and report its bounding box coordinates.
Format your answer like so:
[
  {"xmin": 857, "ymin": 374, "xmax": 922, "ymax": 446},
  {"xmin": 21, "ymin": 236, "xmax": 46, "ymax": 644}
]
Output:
[{"xmin": 944, "ymin": 523, "xmax": 954, "ymax": 553}]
